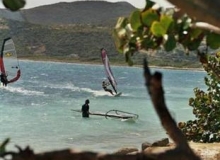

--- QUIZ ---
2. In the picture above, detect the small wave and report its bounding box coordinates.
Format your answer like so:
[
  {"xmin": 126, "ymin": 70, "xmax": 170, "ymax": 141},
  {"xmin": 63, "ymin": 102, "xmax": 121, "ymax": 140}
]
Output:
[
  {"xmin": 42, "ymin": 82, "xmax": 131, "ymax": 97},
  {"xmin": 30, "ymin": 102, "xmax": 48, "ymax": 106},
  {"xmin": 129, "ymin": 132, "xmax": 141, "ymax": 136},
  {"xmin": 45, "ymin": 83, "xmax": 81, "ymax": 91},
  {"xmin": 40, "ymin": 73, "xmax": 48, "ymax": 76},
  {"xmin": 43, "ymin": 83, "xmax": 111, "ymax": 97},
  {"xmin": 80, "ymin": 88, "xmax": 132, "ymax": 97},
  {"xmin": 3, "ymin": 86, "xmax": 44, "ymax": 96},
  {"xmin": 80, "ymin": 88, "xmax": 110, "ymax": 96},
  {"xmin": 118, "ymin": 77, "xmax": 126, "ymax": 79}
]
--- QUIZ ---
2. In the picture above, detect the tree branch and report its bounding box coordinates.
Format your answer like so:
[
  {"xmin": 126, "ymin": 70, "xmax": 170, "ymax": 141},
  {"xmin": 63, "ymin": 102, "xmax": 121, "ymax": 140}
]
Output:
[
  {"xmin": 167, "ymin": 0, "xmax": 220, "ymax": 27},
  {"xmin": 143, "ymin": 58, "xmax": 200, "ymax": 159},
  {"xmin": 192, "ymin": 22, "xmax": 220, "ymax": 34}
]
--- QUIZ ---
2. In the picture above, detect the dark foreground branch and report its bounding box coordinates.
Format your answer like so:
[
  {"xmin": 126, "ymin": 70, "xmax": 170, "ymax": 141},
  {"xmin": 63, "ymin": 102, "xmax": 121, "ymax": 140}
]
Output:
[
  {"xmin": 167, "ymin": 0, "xmax": 220, "ymax": 27},
  {"xmin": 143, "ymin": 58, "xmax": 200, "ymax": 160},
  {"xmin": 9, "ymin": 148, "xmax": 200, "ymax": 160}
]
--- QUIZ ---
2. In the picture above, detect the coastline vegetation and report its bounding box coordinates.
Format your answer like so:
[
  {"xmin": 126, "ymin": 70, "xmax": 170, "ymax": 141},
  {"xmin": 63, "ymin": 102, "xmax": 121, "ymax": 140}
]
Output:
[
  {"xmin": 179, "ymin": 52, "xmax": 220, "ymax": 142},
  {"xmin": 19, "ymin": 55, "xmax": 204, "ymax": 71},
  {"xmin": 0, "ymin": 18, "xmax": 203, "ymax": 69}
]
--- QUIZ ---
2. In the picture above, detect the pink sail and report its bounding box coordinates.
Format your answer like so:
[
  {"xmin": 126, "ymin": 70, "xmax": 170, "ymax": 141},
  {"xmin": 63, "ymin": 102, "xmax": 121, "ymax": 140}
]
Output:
[{"xmin": 100, "ymin": 48, "xmax": 117, "ymax": 94}]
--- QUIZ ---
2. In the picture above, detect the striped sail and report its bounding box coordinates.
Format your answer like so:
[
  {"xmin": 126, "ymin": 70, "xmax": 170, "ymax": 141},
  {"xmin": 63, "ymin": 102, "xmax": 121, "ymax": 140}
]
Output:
[{"xmin": 100, "ymin": 48, "xmax": 117, "ymax": 94}]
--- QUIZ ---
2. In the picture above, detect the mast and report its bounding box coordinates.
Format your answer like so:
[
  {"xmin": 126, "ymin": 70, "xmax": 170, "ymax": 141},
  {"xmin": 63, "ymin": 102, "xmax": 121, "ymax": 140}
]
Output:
[{"xmin": 108, "ymin": 77, "xmax": 117, "ymax": 94}]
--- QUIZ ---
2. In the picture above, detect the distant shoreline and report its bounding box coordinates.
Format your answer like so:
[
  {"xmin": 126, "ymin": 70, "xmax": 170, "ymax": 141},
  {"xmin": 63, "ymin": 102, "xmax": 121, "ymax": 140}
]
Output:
[{"xmin": 19, "ymin": 57, "xmax": 205, "ymax": 72}]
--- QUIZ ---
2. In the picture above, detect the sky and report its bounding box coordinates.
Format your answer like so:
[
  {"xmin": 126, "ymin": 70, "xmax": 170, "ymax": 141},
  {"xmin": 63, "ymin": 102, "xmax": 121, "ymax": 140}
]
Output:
[{"xmin": 0, "ymin": 0, "xmax": 174, "ymax": 9}]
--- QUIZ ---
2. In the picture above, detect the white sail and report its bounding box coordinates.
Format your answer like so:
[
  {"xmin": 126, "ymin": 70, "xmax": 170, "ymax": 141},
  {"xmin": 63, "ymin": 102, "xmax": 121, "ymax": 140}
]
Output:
[{"xmin": 0, "ymin": 37, "xmax": 21, "ymax": 84}]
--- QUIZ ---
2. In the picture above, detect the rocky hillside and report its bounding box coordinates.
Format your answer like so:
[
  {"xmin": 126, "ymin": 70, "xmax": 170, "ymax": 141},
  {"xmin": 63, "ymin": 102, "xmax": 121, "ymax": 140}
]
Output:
[
  {"xmin": 0, "ymin": 1, "xmax": 136, "ymax": 26},
  {"xmin": 0, "ymin": 1, "xmax": 202, "ymax": 68}
]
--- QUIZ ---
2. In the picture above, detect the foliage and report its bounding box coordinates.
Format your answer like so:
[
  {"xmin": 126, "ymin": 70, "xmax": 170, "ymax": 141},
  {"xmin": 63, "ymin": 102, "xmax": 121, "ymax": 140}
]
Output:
[
  {"xmin": 0, "ymin": 138, "xmax": 35, "ymax": 160},
  {"xmin": 0, "ymin": 138, "xmax": 9, "ymax": 158},
  {"xmin": 113, "ymin": 0, "xmax": 220, "ymax": 143},
  {"xmin": 0, "ymin": 18, "xmax": 199, "ymax": 68},
  {"xmin": 113, "ymin": 0, "xmax": 220, "ymax": 65},
  {"xmin": 2, "ymin": 0, "xmax": 25, "ymax": 11},
  {"xmin": 178, "ymin": 52, "xmax": 220, "ymax": 142}
]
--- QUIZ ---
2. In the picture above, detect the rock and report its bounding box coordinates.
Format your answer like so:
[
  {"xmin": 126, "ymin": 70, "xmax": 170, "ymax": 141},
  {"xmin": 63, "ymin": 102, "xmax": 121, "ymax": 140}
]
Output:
[
  {"xmin": 151, "ymin": 138, "xmax": 169, "ymax": 147},
  {"xmin": 141, "ymin": 142, "xmax": 152, "ymax": 151},
  {"xmin": 127, "ymin": 151, "xmax": 139, "ymax": 155},
  {"xmin": 144, "ymin": 146, "xmax": 174, "ymax": 154},
  {"xmin": 114, "ymin": 147, "xmax": 139, "ymax": 155}
]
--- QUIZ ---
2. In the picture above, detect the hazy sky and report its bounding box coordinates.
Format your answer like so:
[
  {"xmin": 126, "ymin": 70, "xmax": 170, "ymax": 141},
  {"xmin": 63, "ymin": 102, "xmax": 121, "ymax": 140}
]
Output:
[{"xmin": 0, "ymin": 0, "xmax": 174, "ymax": 9}]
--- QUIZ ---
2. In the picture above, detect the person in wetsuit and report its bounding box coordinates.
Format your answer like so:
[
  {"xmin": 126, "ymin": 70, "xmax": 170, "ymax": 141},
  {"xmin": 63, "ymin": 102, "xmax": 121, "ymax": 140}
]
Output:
[
  {"xmin": 102, "ymin": 81, "xmax": 114, "ymax": 95},
  {"xmin": 0, "ymin": 73, "xmax": 8, "ymax": 86},
  {"xmin": 81, "ymin": 99, "xmax": 90, "ymax": 118}
]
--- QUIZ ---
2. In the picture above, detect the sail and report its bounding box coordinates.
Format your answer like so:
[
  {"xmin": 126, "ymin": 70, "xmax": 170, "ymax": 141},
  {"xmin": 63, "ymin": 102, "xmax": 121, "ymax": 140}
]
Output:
[
  {"xmin": 100, "ymin": 48, "xmax": 117, "ymax": 94},
  {"xmin": 0, "ymin": 37, "xmax": 21, "ymax": 84}
]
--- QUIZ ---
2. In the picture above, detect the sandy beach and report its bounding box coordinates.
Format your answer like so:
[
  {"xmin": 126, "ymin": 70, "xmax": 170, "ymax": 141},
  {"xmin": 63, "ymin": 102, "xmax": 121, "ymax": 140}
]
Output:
[
  {"xmin": 149, "ymin": 142, "xmax": 220, "ymax": 160},
  {"xmin": 189, "ymin": 142, "xmax": 220, "ymax": 160},
  {"xmin": 19, "ymin": 56, "xmax": 204, "ymax": 72},
  {"xmin": 123, "ymin": 137, "xmax": 220, "ymax": 160}
]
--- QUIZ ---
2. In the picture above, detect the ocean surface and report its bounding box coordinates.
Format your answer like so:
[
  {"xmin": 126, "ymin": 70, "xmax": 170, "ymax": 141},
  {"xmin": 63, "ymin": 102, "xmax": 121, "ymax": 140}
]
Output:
[{"xmin": 0, "ymin": 60, "xmax": 206, "ymax": 153}]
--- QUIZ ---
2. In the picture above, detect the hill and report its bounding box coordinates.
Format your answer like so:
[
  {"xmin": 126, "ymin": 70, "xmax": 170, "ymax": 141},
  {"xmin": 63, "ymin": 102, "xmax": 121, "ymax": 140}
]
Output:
[
  {"xmin": 0, "ymin": 1, "xmax": 136, "ymax": 26},
  {"xmin": 0, "ymin": 1, "xmax": 202, "ymax": 68}
]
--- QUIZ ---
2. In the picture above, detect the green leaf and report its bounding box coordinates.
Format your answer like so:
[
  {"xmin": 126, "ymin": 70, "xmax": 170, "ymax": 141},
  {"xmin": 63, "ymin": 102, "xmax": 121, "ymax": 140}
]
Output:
[
  {"xmin": 3, "ymin": 0, "xmax": 25, "ymax": 11},
  {"xmin": 187, "ymin": 36, "xmax": 203, "ymax": 51},
  {"xmin": 112, "ymin": 29, "xmax": 126, "ymax": 53},
  {"xmin": 160, "ymin": 15, "xmax": 173, "ymax": 33},
  {"xmin": 141, "ymin": 9, "xmax": 159, "ymax": 27},
  {"xmin": 124, "ymin": 51, "xmax": 133, "ymax": 66},
  {"xmin": 0, "ymin": 138, "xmax": 10, "ymax": 155},
  {"xmin": 129, "ymin": 10, "xmax": 142, "ymax": 31},
  {"xmin": 141, "ymin": 37, "xmax": 155, "ymax": 49},
  {"xmin": 207, "ymin": 33, "xmax": 220, "ymax": 49},
  {"xmin": 190, "ymin": 28, "xmax": 203, "ymax": 40},
  {"xmin": 182, "ymin": 16, "xmax": 191, "ymax": 30},
  {"xmin": 143, "ymin": 0, "xmax": 155, "ymax": 10},
  {"xmin": 115, "ymin": 17, "xmax": 128, "ymax": 29},
  {"xmin": 164, "ymin": 35, "xmax": 176, "ymax": 51},
  {"xmin": 129, "ymin": 36, "xmax": 138, "ymax": 47},
  {"xmin": 150, "ymin": 21, "xmax": 166, "ymax": 37}
]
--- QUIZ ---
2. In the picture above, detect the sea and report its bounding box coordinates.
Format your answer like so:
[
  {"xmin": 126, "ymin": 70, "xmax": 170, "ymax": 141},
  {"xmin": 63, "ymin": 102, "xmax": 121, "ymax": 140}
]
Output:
[{"xmin": 0, "ymin": 60, "xmax": 207, "ymax": 153}]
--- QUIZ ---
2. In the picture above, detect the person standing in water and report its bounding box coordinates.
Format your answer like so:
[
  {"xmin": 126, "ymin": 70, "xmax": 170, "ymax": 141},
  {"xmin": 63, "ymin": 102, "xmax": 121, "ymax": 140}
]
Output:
[
  {"xmin": 0, "ymin": 73, "xmax": 8, "ymax": 86},
  {"xmin": 81, "ymin": 99, "xmax": 90, "ymax": 118}
]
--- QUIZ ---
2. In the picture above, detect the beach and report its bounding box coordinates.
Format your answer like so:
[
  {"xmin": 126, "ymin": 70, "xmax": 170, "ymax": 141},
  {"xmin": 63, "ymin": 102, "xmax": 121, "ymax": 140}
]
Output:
[
  {"xmin": 19, "ymin": 56, "xmax": 204, "ymax": 71},
  {"xmin": 143, "ymin": 141, "xmax": 220, "ymax": 160}
]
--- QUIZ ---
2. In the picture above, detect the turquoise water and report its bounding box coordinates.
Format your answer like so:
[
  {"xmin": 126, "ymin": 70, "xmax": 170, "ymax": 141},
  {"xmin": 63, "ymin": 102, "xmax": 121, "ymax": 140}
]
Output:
[{"xmin": 0, "ymin": 60, "xmax": 206, "ymax": 153}]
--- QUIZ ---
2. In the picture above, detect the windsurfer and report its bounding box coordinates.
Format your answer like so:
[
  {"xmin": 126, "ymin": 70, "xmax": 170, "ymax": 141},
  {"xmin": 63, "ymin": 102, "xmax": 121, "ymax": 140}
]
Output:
[
  {"xmin": 81, "ymin": 99, "xmax": 90, "ymax": 118},
  {"xmin": 0, "ymin": 73, "xmax": 8, "ymax": 86},
  {"xmin": 102, "ymin": 81, "xmax": 114, "ymax": 95}
]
